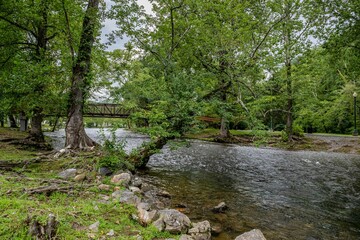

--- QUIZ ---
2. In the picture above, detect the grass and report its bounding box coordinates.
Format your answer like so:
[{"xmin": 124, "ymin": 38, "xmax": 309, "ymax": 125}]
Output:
[
  {"xmin": 0, "ymin": 128, "xmax": 38, "ymax": 160},
  {"xmin": 0, "ymin": 127, "xmax": 177, "ymax": 240}
]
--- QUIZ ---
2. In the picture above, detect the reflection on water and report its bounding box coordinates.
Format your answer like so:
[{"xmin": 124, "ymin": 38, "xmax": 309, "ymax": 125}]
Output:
[
  {"xmin": 141, "ymin": 141, "xmax": 360, "ymax": 240},
  {"xmin": 46, "ymin": 130, "xmax": 360, "ymax": 239}
]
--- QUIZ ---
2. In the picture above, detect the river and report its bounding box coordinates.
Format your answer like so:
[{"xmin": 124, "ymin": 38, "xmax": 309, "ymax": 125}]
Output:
[{"xmin": 46, "ymin": 128, "xmax": 360, "ymax": 240}]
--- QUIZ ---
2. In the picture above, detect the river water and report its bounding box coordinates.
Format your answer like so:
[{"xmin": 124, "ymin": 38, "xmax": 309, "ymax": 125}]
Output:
[{"xmin": 46, "ymin": 129, "xmax": 360, "ymax": 240}]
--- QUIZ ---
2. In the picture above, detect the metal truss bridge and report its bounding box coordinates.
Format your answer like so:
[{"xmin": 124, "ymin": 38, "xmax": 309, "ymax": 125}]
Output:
[{"xmin": 83, "ymin": 103, "xmax": 133, "ymax": 118}]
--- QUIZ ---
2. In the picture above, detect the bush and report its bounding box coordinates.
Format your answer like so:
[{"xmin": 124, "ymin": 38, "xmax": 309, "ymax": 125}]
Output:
[{"xmin": 97, "ymin": 129, "xmax": 134, "ymax": 171}]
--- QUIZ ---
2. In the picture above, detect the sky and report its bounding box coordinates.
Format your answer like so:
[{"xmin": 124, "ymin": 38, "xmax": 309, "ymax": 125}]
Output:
[{"xmin": 101, "ymin": 0, "xmax": 152, "ymax": 51}]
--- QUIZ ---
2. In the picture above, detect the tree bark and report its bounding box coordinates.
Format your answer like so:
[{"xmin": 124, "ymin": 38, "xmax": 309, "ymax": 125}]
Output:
[
  {"xmin": 29, "ymin": 107, "xmax": 45, "ymax": 142},
  {"xmin": 65, "ymin": 0, "xmax": 99, "ymax": 149}
]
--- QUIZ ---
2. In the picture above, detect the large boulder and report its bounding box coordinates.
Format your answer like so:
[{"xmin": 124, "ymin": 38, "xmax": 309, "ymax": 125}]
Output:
[
  {"xmin": 153, "ymin": 209, "xmax": 192, "ymax": 234},
  {"xmin": 235, "ymin": 229, "xmax": 266, "ymax": 240},
  {"xmin": 188, "ymin": 221, "xmax": 211, "ymax": 240}
]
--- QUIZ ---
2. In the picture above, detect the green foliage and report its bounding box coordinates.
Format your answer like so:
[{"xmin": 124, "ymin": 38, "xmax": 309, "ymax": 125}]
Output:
[{"xmin": 97, "ymin": 129, "xmax": 134, "ymax": 171}]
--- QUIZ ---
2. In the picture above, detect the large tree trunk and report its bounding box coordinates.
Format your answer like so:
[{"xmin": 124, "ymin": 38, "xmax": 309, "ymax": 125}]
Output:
[
  {"xmin": 219, "ymin": 117, "xmax": 230, "ymax": 138},
  {"xmin": 65, "ymin": 0, "xmax": 99, "ymax": 149},
  {"xmin": 29, "ymin": 108, "xmax": 45, "ymax": 142}
]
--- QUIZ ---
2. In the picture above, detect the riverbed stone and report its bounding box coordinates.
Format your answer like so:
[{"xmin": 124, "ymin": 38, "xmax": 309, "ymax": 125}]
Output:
[
  {"xmin": 153, "ymin": 209, "xmax": 192, "ymax": 234},
  {"xmin": 58, "ymin": 168, "xmax": 77, "ymax": 179},
  {"xmin": 211, "ymin": 223, "xmax": 223, "ymax": 235},
  {"xmin": 235, "ymin": 229, "xmax": 266, "ymax": 240},
  {"xmin": 111, "ymin": 173, "xmax": 132, "ymax": 186},
  {"xmin": 212, "ymin": 202, "xmax": 228, "ymax": 213},
  {"xmin": 188, "ymin": 221, "xmax": 211, "ymax": 240},
  {"xmin": 112, "ymin": 190, "xmax": 140, "ymax": 206}
]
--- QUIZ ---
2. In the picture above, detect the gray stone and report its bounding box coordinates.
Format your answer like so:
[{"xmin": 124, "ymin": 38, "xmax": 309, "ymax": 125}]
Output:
[
  {"xmin": 154, "ymin": 209, "xmax": 192, "ymax": 234},
  {"xmin": 58, "ymin": 169, "xmax": 77, "ymax": 179},
  {"xmin": 98, "ymin": 167, "xmax": 113, "ymax": 176},
  {"xmin": 137, "ymin": 202, "xmax": 151, "ymax": 211},
  {"xmin": 88, "ymin": 221, "xmax": 100, "ymax": 232},
  {"xmin": 131, "ymin": 177, "xmax": 143, "ymax": 188},
  {"xmin": 111, "ymin": 173, "xmax": 132, "ymax": 186},
  {"xmin": 112, "ymin": 190, "xmax": 140, "ymax": 206},
  {"xmin": 152, "ymin": 217, "xmax": 165, "ymax": 231},
  {"xmin": 212, "ymin": 202, "xmax": 228, "ymax": 213},
  {"xmin": 235, "ymin": 229, "xmax": 266, "ymax": 240},
  {"xmin": 188, "ymin": 221, "xmax": 211, "ymax": 240}
]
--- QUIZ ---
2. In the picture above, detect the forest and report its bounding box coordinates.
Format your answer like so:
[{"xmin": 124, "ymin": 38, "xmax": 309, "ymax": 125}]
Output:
[{"xmin": 1, "ymin": 0, "xmax": 359, "ymax": 147}]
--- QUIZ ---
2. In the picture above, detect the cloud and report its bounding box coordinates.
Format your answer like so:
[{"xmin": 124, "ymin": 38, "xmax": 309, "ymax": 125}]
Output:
[{"xmin": 101, "ymin": 0, "xmax": 152, "ymax": 51}]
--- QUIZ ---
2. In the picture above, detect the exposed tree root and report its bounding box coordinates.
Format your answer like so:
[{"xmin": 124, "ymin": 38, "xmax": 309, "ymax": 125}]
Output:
[{"xmin": 27, "ymin": 214, "xmax": 58, "ymax": 240}]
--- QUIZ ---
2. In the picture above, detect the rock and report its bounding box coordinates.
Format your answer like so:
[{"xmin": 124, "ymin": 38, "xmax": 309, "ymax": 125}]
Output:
[
  {"xmin": 137, "ymin": 208, "xmax": 158, "ymax": 226},
  {"xmin": 212, "ymin": 202, "xmax": 228, "ymax": 213},
  {"xmin": 74, "ymin": 173, "xmax": 86, "ymax": 182},
  {"xmin": 111, "ymin": 173, "xmax": 132, "ymax": 186},
  {"xmin": 153, "ymin": 209, "xmax": 192, "ymax": 234},
  {"xmin": 179, "ymin": 235, "xmax": 193, "ymax": 240},
  {"xmin": 235, "ymin": 229, "xmax": 266, "ymax": 240},
  {"xmin": 58, "ymin": 169, "xmax": 77, "ymax": 179},
  {"xmin": 98, "ymin": 167, "xmax": 113, "ymax": 176},
  {"xmin": 129, "ymin": 186, "xmax": 141, "ymax": 193},
  {"xmin": 137, "ymin": 202, "xmax": 151, "ymax": 211},
  {"xmin": 152, "ymin": 217, "xmax": 165, "ymax": 231},
  {"xmin": 141, "ymin": 183, "xmax": 154, "ymax": 192},
  {"xmin": 211, "ymin": 223, "xmax": 223, "ymax": 235},
  {"xmin": 157, "ymin": 190, "xmax": 171, "ymax": 198},
  {"xmin": 131, "ymin": 177, "xmax": 143, "ymax": 188},
  {"xmin": 88, "ymin": 221, "xmax": 100, "ymax": 233},
  {"xmin": 98, "ymin": 184, "xmax": 110, "ymax": 191},
  {"xmin": 188, "ymin": 221, "xmax": 211, "ymax": 240},
  {"xmin": 106, "ymin": 229, "xmax": 115, "ymax": 236},
  {"xmin": 112, "ymin": 190, "xmax": 141, "ymax": 206}
]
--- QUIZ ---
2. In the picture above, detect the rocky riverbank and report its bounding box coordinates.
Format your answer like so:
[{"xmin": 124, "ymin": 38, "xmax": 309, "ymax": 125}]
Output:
[{"xmin": 87, "ymin": 169, "xmax": 267, "ymax": 240}]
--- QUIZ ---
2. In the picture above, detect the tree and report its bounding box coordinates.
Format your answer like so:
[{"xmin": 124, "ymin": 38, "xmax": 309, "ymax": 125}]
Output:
[
  {"xmin": 0, "ymin": 0, "xmax": 62, "ymax": 142},
  {"xmin": 265, "ymin": 0, "xmax": 324, "ymax": 139},
  {"xmin": 65, "ymin": 0, "xmax": 101, "ymax": 149}
]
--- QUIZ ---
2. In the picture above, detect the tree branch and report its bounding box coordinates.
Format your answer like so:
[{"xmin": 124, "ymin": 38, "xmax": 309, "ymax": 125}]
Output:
[{"xmin": 0, "ymin": 15, "xmax": 36, "ymax": 37}]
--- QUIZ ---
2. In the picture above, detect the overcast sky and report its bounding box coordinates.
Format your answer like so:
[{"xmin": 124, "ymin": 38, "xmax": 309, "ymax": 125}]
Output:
[{"xmin": 101, "ymin": 0, "xmax": 152, "ymax": 51}]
